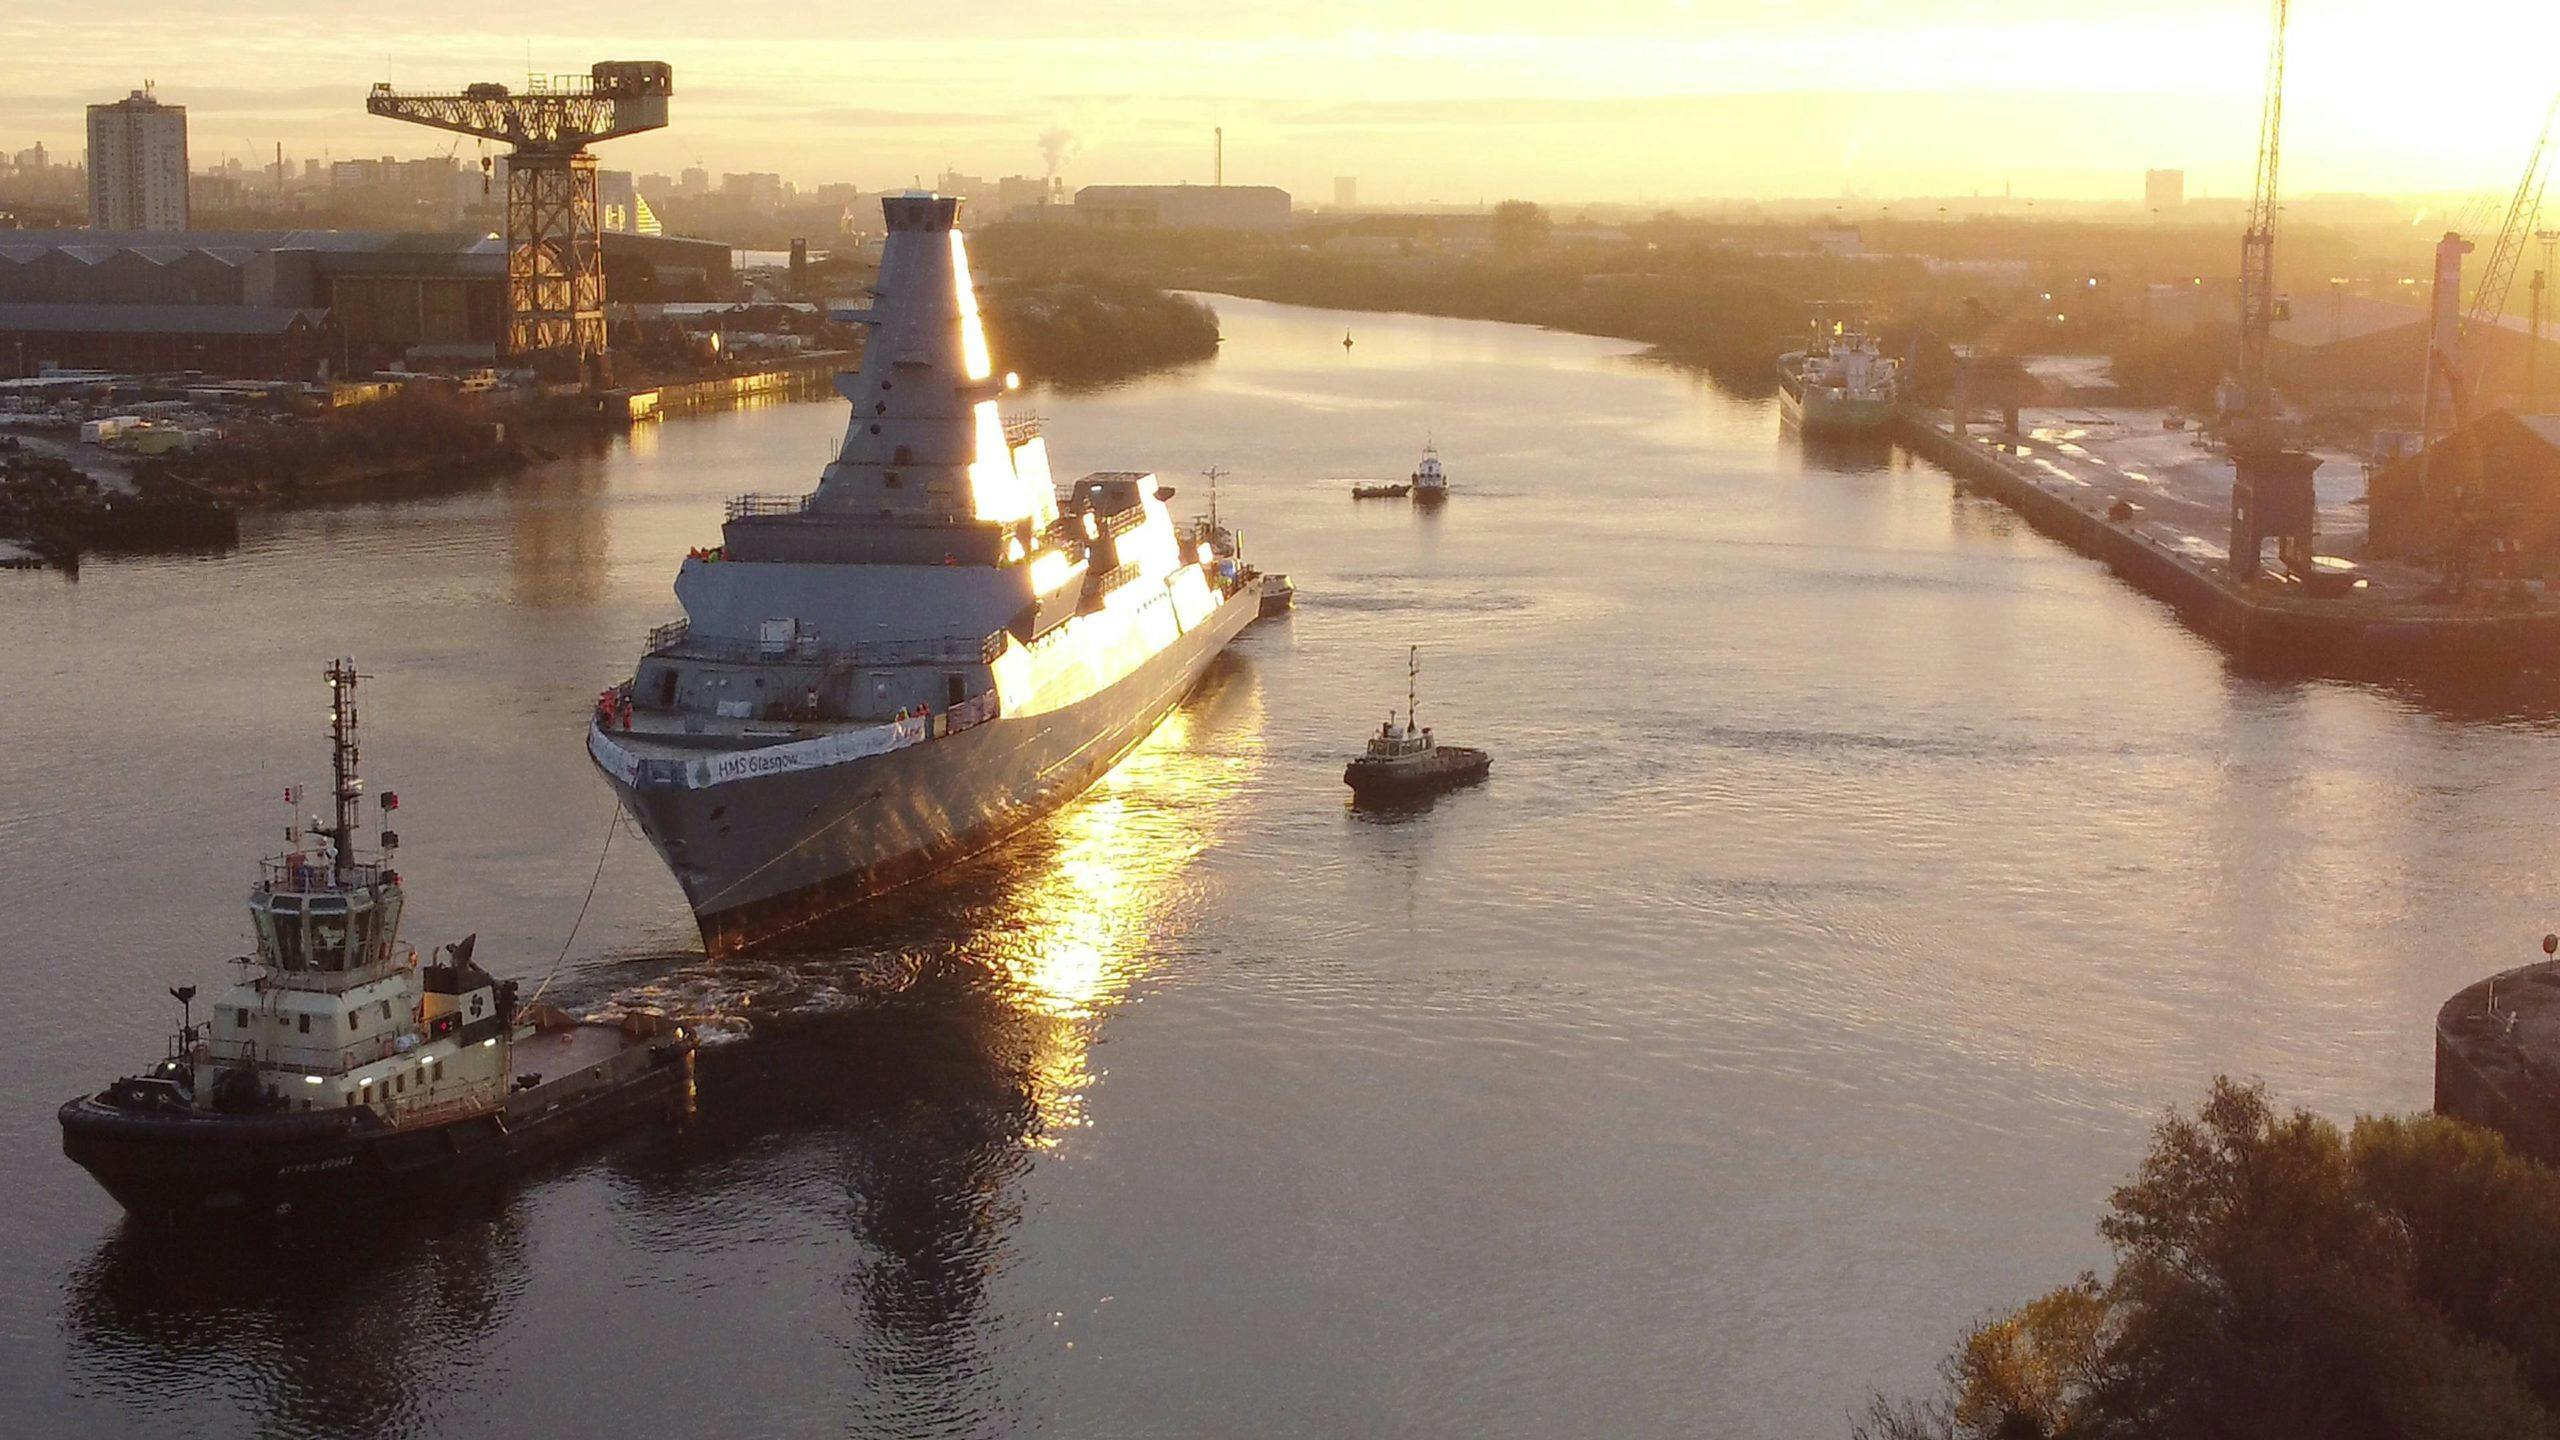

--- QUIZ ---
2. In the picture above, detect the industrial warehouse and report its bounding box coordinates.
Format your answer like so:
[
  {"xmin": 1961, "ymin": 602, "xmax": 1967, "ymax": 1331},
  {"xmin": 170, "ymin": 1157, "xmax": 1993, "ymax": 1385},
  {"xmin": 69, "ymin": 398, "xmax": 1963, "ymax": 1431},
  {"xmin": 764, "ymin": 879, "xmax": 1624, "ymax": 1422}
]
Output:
[{"xmin": 0, "ymin": 227, "xmax": 730, "ymax": 379}]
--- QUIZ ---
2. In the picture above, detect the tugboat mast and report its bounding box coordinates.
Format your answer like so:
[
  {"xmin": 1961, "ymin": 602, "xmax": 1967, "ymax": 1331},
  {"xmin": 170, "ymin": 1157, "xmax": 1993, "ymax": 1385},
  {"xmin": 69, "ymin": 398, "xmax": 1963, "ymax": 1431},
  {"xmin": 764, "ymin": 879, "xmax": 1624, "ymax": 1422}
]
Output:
[
  {"xmin": 326, "ymin": 658, "xmax": 364, "ymax": 886},
  {"xmin": 1408, "ymin": 645, "xmax": 1419, "ymax": 731}
]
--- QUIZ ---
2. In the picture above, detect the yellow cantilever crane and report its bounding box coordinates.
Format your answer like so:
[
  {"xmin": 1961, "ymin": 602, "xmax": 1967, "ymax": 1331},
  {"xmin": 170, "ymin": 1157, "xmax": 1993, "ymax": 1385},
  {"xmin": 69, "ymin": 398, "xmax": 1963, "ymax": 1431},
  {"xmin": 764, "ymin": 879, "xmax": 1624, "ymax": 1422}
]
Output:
[{"xmin": 366, "ymin": 62, "xmax": 672, "ymax": 370}]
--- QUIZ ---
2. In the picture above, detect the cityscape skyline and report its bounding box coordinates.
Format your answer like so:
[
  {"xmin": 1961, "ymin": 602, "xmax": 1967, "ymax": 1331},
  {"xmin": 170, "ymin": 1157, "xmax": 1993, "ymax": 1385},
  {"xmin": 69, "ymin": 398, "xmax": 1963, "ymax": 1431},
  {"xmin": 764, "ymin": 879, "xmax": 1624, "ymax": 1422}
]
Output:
[{"xmin": 1, "ymin": 1, "xmax": 2554, "ymax": 207}]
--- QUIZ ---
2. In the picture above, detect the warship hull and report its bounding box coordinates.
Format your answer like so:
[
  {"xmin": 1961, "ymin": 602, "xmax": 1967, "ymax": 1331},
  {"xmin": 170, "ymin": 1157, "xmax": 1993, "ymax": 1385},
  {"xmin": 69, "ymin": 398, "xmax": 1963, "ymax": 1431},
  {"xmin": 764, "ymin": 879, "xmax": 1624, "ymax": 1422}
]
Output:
[{"xmin": 597, "ymin": 583, "xmax": 1261, "ymax": 954}]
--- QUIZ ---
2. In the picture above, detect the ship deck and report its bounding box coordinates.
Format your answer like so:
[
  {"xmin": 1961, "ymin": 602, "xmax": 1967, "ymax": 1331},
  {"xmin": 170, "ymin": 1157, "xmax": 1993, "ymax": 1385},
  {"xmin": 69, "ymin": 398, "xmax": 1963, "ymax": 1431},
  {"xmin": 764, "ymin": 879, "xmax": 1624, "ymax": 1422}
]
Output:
[{"xmin": 509, "ymin": 1023, "xmax": 642, "ymax": 1092}]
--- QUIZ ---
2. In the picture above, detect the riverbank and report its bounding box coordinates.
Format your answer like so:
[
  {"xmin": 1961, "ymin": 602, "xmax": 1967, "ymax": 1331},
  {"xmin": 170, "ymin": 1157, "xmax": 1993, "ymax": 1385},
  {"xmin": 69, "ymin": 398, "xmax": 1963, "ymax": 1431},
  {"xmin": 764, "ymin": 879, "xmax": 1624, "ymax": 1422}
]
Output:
[
  {"xmin": 1896, "ymin": 407, "xmax": 2560, "ymax": 675},
  {"xmin": 1202, "ymin": 263, "xmax": 1797, "ymax": 388},
  {"xmin": 0, "ymin": 356, "xmax": 857, "ymax": 571},
  {"xmin": 979, "ymin": 281, "xmax": 1220, "ymax": 390},
  {"xmin": 0, "ymin": 437, "xmax": 235, "ymax": 569}
]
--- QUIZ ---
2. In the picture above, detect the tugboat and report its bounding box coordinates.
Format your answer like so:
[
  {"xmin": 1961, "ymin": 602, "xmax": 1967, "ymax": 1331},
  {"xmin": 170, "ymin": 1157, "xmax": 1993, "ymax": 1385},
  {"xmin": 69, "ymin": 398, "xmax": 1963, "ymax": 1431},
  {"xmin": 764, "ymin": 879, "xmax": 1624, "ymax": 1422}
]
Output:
[
  {"xmin": 1411, "ymin": 445, "xmax": 1450, "ymax": 505},
  {"xmin": 59, "ymin": 660, "xmax": 695, "ymax": 1223},
  {"xmin": 1189, "ymin": 466, "xmax": 1291, "ymax": 618},
  {"xmin": 1343, "ymin": 647, "xmax": 1490, "ymax": 799},
  {"xmin": 1259, "ymin": 571, "xmax": 1296, "ymax": 617}
]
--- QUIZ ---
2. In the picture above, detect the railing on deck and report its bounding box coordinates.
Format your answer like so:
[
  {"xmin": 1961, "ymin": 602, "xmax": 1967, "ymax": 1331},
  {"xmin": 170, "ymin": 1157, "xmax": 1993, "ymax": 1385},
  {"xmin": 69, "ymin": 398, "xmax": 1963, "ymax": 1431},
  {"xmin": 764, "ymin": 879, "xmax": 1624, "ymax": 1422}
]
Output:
[
  {"xmin": 1097, "ymin": 504, "xmax": 1147, "ymax": 540},
  {"xmin": 1085, "ymin": 561, "xmax": 1140, "ymax": 599},
  {"xmin": 257, "ymin": 856, "xmax": 391, "ymax": 894},
  {"xmin": 1003, "ymin": 417, "xmax": 1042, "ymax": 449},
  {"xmin": 202, "ymin": 1029, "xmax": 414, "ymax": 1077},
  {"xmin": 644, "ymin": 627, "xmax": 1007, "ymax": 668},
  {"xmin": 725, "ymin": 492, "xmax": 811, "ymax": 521}
]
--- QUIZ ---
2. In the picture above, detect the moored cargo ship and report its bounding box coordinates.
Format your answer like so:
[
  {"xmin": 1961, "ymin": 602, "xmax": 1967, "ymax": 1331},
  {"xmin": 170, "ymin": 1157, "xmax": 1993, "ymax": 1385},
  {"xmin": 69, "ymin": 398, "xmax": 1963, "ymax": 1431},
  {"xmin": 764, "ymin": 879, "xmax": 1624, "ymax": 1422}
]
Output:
[
  {"xmin": 1778, "ymin": 323, "xmax": 1901, "ymax": 434},
  {"xmin": 589, "ymin": 193, "xmax": 1266, "ymax": 954}
]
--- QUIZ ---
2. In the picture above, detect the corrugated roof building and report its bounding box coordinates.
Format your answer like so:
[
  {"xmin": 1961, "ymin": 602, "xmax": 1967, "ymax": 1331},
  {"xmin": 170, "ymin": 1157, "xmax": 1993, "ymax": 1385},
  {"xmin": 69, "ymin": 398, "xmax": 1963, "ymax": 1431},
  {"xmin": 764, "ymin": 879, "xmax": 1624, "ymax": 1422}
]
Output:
[{"xmin": 0, "ymin": 302, "xmax": 329, "ymax": 379}]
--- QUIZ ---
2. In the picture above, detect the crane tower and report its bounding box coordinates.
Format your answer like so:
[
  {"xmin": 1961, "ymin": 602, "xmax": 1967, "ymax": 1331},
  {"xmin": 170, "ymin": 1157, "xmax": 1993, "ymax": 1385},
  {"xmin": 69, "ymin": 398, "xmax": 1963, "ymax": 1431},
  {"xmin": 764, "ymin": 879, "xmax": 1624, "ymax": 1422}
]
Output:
[
  {"xmin": 2226, "ymin": 0, "xmax": 2322, "ymax": 585},
  {"xmin": 366, "ymin": 62, "xmax": 672, "ymax": 368}
]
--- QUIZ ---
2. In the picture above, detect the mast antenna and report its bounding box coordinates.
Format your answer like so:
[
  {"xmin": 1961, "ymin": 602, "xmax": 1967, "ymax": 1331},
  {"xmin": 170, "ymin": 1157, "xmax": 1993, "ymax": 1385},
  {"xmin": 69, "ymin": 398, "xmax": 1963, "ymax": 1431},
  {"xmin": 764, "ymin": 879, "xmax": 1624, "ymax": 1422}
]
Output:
[
  {"xmin": 326, "ymin": 658, "xmax": 365, "ymax": 885},
  {"xmin": 1408, "ymin": 645, "xmax": 1419, "ymax": 731}
]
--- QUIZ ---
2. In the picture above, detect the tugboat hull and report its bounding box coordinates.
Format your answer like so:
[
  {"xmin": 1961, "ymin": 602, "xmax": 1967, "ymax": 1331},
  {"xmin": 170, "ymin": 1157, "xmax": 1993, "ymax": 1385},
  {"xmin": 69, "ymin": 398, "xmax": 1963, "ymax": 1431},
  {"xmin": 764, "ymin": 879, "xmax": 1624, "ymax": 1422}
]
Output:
[
  {"xmin": 62, "ymin": 1023, "xmax": 693, "ymax": 1222},
  {"xmin": 1343, "ymin": 746, "xmax": 1491, "ymax": 799}
]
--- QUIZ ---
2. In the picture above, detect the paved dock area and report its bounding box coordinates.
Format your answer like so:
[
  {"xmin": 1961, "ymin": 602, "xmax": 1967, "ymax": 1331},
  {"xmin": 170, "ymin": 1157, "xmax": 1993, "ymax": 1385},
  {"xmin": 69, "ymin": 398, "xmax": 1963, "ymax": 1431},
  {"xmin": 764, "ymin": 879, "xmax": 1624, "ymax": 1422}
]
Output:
[
  {"xmin": 2007, "ymin": 405, "xmax": 2371, "ymax": 570},
  {"xmin": 2, "ymin": 421, "xmax": 140, "ymax": 496}
]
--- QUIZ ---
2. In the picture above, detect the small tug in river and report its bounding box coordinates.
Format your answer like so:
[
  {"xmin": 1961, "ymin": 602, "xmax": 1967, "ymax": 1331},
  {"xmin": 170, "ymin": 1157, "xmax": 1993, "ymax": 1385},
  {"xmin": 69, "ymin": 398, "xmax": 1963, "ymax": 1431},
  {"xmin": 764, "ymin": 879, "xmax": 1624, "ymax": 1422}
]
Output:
[
  {"xmin": 1343, "ymin": 647, "xmax": 1491, "ymax": 800},
  {"xmin": 59, "ymin": 660, "xmax": 695, "ymax": 1223}
]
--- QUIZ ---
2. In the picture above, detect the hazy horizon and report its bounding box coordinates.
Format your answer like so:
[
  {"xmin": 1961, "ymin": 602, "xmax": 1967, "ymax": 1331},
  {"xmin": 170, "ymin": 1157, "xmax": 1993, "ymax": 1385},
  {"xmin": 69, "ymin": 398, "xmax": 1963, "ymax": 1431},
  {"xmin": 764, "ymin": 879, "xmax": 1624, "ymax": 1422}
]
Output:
[{"xmin": 4, "ymin": 1, "xmax": 2555, "ymax": 207}]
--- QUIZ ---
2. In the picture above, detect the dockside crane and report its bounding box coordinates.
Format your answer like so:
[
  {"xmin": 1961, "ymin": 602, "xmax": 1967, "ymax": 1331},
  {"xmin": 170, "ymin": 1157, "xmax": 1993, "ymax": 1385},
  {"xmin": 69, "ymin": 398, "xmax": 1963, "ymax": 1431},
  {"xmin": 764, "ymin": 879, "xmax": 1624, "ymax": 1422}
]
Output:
[
  {"xmin": 2429, "ymin": 92, "xmax": 2559, "ymax": 428},
  {"xmin": 365, "ymin": 62, "xmax": 672, "ymax": 370},
  {"xmin": 2227, "ymin": 0, "xmax": 2322, "ymax": 584},
  {"xmin": 2234, "ymin": 0, "xmax": 2289, "ymax": 439}
]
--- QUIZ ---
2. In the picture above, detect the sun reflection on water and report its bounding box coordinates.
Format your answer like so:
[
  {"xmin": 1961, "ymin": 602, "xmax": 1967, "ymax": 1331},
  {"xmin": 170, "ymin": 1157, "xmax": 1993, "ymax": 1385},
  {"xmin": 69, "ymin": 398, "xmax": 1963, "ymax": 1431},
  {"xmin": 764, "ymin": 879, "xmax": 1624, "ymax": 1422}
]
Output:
[
  {"xmin": 597, "ymin": 659, "xmax": 1264, "ymax": 1155},
  {"xmin": 965, "ymin": 693, "xmax": 1259, "ymax": 1146}
]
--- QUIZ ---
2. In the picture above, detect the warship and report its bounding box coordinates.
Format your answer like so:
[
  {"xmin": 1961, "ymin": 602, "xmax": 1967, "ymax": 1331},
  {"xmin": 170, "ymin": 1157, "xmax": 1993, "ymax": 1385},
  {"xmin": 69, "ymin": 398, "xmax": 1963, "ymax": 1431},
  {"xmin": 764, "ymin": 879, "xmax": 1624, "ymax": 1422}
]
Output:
[
  {"xmin": 591, "ymin": 192, "xmax": 1267, "ymax": 953},
  {"xmin": 60, "ymin": 661, "xmax": 695, "ymax": 1222}
]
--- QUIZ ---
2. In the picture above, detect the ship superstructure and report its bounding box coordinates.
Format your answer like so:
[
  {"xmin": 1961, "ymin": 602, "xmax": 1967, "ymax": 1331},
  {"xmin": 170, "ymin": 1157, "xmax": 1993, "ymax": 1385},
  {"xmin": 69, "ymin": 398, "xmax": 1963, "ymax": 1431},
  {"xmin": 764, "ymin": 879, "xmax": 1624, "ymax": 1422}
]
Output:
[
  {"xmin": 1411, "ymin": 445, "xmax": 1449, "ymax": 504},
  {"xmin": 590, "ymin": 193, "xmax": 1265, "ymax": 953},
  {"xmin": 1778, "ymin": 323, "xmax": 1902, "ymax": 433}
]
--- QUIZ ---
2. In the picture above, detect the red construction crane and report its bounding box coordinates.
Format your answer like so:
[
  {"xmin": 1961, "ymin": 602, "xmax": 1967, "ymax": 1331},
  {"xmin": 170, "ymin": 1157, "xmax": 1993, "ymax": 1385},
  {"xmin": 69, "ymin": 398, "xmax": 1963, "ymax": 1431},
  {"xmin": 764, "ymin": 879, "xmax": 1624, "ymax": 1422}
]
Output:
[{"xmin": 366, "ymin": 62, "xmax": 672, "ymax": 368}]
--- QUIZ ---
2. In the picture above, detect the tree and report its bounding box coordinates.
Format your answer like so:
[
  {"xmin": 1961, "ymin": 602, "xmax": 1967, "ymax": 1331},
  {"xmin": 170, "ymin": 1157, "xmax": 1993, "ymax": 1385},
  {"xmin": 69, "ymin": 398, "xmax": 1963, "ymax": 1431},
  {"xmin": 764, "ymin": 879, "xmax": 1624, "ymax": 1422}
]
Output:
[
  {"xmin": 1490, "ymin": 199, "xmax": 1551, "ymax": 255},
  {"xmin": 1861, "ymin": 1078, "xmax": 2560, "ymax": 1440}
]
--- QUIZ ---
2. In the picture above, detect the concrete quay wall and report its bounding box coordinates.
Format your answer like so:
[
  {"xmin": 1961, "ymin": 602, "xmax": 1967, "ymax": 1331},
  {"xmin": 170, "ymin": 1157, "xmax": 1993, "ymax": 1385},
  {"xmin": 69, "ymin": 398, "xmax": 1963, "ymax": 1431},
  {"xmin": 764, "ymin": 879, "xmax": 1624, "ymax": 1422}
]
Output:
[
  {"xmin": 1893, "ymin": 412, "xmax": 2560, "ymax": 674},
  {"xmin": 2436, "ymin": 963, "xmax": 2560, "ymax": 1167}
]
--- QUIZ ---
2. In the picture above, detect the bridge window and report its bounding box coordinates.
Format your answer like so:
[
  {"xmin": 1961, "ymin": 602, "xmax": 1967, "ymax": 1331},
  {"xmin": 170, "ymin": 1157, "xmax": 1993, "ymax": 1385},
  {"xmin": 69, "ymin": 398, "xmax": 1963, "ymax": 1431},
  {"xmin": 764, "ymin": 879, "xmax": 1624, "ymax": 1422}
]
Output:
[
  {"xmin": 234, "ymin": 1008, "xmax": 248, "ymax": 1030},
  {"xmin": 297, "ymin": 1013, "xmax": 310, "ymax": 1034}
]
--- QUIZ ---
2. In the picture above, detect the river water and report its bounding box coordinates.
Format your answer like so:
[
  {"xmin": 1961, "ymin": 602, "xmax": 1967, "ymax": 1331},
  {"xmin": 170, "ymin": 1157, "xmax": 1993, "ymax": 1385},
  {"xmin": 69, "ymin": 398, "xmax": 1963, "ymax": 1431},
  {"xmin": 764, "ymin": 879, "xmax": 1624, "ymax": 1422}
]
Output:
[{"xmin": 7, "ymin": 296, "xmax": 2560, "ymax": 1438}]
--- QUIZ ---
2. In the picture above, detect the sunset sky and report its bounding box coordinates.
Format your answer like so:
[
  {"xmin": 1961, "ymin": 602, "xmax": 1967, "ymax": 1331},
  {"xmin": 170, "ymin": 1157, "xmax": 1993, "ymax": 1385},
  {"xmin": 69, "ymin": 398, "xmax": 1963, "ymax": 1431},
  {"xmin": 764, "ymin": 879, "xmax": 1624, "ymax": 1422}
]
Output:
[{"xmin": 5, "ymin": 1, "xmax": 2554, "ymax": 206}]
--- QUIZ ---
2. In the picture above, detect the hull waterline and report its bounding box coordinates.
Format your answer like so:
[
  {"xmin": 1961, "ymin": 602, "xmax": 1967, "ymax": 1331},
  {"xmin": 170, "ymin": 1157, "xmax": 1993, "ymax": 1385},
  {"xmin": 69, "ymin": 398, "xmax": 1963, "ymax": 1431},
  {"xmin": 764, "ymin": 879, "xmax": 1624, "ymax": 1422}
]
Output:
[{"xmin": 600, "ymin": 584, "xmax": 1261, "ymax": 954}]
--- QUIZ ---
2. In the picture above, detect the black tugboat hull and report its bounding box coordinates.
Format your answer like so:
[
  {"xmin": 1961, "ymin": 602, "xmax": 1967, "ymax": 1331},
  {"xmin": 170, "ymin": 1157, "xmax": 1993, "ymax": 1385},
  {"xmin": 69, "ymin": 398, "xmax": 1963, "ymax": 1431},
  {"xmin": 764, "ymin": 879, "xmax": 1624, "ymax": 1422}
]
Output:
[
  {"xmin": 1342, "ymin": 747, "xmax": 1492, "ymax": 799},
  {"xmin": 60, "ymin": 1044, "xmax": 692, "ymax": 1223}
]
